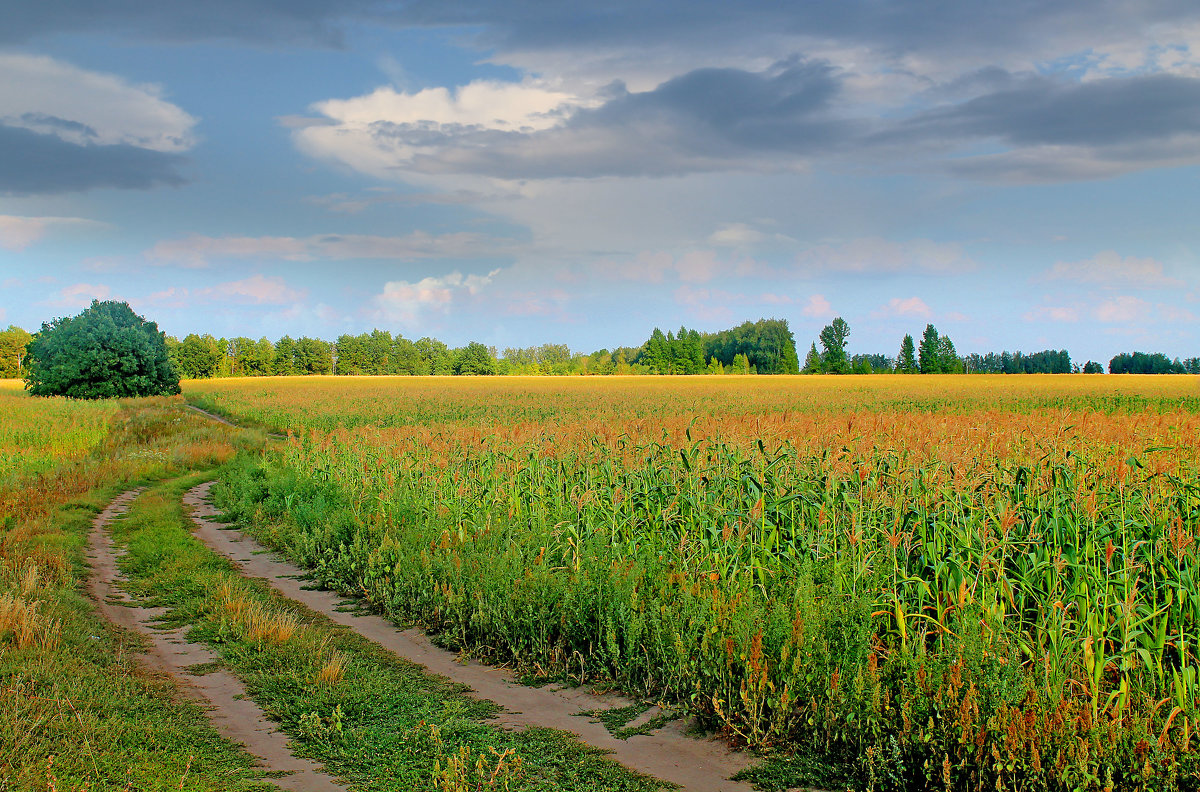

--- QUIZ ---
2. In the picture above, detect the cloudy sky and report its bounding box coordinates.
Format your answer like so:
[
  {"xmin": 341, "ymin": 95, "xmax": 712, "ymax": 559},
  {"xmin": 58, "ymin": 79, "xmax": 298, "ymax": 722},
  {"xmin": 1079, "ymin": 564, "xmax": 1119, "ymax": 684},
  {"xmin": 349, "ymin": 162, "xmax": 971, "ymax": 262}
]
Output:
[{"xmin": 2, "ymin": 2, "xmax": 1199, "ymax": 361}]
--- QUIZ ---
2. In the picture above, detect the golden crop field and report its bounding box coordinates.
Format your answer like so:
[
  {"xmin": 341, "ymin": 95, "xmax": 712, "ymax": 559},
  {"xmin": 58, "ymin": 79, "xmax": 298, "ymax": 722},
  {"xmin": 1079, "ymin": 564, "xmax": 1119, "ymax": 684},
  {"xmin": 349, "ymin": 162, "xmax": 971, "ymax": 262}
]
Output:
[
  {"xmin": 0, "ymin": 382, "xmax": 117, "ymax": 485},
  {"xmin": 196, "ymin": 374, "xmax": 1200, "ymax": 790}
]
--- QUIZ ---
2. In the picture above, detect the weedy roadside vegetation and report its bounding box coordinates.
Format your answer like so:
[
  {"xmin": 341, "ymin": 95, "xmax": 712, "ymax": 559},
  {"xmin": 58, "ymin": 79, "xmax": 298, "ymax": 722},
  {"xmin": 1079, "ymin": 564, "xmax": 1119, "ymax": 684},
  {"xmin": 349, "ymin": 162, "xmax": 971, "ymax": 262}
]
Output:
[
  {"xmin": 2, "ymin": 384, "xmax": 669, "ymax": 792},
  {"xmin": 0, "ymin": 389, "xmax": 274, "ymax": 790},
  {"xmin": 198, "ymin": 374, "xmax": 1200, "ymax": 791},
  {"xmin": 109, "ymin": 476, "xmax": 668, "ymax": 791}
]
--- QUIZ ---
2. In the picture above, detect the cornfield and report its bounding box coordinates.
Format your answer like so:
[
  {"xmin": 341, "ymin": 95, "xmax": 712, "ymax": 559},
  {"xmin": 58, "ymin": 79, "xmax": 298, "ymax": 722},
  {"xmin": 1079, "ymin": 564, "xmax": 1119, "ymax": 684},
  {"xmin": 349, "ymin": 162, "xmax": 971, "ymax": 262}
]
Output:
[{"xmin": 199, "ymin": 374, "xmax": 1200, "ymax": 790}]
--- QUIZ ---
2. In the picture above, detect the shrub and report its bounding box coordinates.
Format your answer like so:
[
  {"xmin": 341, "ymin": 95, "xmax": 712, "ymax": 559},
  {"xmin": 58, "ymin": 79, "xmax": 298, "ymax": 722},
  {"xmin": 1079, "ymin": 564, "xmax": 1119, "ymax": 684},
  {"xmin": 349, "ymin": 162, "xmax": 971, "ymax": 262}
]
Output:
[{"xmin": 25, "ymin": 300, "xmax": 180, "ymax": 399}]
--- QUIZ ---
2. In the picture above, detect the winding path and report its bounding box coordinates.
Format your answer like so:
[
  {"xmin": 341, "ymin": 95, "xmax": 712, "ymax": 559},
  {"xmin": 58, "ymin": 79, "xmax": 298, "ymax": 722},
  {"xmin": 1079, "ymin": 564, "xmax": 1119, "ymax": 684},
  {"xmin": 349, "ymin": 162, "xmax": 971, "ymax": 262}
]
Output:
[
  {"xmin": 186, "ymin": 404, "xmax": 286, "ymax": 440},
  {"xmin": 183, "ymin": 481, "xmax": 759, "ymax": 792},
  {"xmin": 87, "ymin": 488, "xmax": 347, "ymax": 792}
]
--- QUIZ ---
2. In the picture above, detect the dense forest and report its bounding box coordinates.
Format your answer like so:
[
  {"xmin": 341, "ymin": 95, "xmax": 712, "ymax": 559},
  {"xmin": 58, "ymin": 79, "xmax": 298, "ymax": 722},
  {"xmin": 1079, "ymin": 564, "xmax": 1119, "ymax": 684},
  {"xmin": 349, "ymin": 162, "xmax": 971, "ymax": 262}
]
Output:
[
  {"xmin": 2, "ymin": 317, "xmax": 1197, "ymax": 379},
  {"xmin": 1109, "ymin": 351, "xmax": 1200, "ymax": 374}
]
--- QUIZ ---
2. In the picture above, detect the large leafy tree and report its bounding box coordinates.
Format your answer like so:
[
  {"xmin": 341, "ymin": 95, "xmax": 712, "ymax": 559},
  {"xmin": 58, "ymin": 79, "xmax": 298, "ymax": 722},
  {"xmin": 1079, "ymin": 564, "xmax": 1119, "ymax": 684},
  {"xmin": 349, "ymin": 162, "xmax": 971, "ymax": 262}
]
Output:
[
  {"xmin": 272, "ymin": 335, "xmax": 297, "ymax": 375},
  {"xmin": 454, "ymin": 341, "xmax": 497, "ymax": 375},
  {"xmin": 937, "ymin": 335, "xmax": 961, "ymax": 373},
  {"xmin": 25, "ymin": 300, "xmax": 179, "ymax": 398},
  {"xmin": 0, "ymin": 325, "xmax": 32, "ymax": 378},
  {"xmin": 294, "ymin": 336, "xmax": 333, "ymax": 374},
  {"xmin": 818, "ymin": 317, "xmax": 851, "ymax": 374},
  {"xmin": 173, "ymin": 333, "xmax": 222, "ymax": 378},
  {"xmin": 704, "ymin": 318, "xmax": 799, "ymax": 375}
]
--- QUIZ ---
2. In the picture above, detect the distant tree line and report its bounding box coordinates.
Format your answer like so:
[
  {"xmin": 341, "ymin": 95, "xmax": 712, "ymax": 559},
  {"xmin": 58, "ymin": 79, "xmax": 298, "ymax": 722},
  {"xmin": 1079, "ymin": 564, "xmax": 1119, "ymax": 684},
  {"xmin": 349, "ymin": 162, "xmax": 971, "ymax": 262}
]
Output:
[
  {"xmin": 802, "ymin": 321, "xmax": 966, "ymax": 374},
  {"xmin": 151, "ymin": 318, "xmax": 799, "ymax": 378},
  {"xmin": 4, "ymin": 310, "xmax": 1200, "ymax": 381},
  {"xmin": 1109, "ymin": 352, "xmax": 1200, "ymax": 374},
  {"xmin": 964, "ymin": 349, "xmax": 1073, "ymax": 374}
]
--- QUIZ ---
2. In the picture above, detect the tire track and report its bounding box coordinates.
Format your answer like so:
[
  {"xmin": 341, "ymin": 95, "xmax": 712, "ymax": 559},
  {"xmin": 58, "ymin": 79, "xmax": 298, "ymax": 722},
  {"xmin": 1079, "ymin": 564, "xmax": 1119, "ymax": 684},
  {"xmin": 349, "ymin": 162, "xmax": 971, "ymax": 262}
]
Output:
[
  {"xmin": 184, "ymin": 481, "xmax": 759, "ymax": 792},
  {"xmin": 87, "ymin": 488, "xmax": 347, "ymax": 792},
  {"xmin": 185, "ymin": 404, "xmax": 285, "ymax": 441}
]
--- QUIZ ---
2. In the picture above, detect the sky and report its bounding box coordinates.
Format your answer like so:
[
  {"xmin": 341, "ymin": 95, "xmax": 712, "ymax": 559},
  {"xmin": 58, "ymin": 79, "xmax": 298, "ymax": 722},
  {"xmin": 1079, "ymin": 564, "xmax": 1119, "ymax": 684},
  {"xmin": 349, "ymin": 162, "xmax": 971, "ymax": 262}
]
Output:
[{"xmin": 1, "ymin": 1, "xmax": 1199, "ymax": 363}]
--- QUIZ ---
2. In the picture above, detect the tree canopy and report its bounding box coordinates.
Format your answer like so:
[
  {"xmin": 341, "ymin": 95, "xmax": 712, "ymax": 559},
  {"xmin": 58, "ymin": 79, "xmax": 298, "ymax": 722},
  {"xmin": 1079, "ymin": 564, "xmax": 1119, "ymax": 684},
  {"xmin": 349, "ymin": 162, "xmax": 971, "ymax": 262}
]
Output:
[
  {"xmin": 705, "ymin": 319, "xmax": 800, "ymax": 375},
  {"xmin": 1109, "ymin": 352, "xmax": 1188, "ymax": 374},
  {"xmin": 964, "ymin": 349, "xmax": 1072, "ymax": 374},
  {"xmin": 630, "ymin": 318, "xmax": 799, "ymax": 375},
  {"xmin": 25, "ymin": 300, "xmax": 180, "ymax": 398},
  {"xmin": 0, "ymin": 325, "xmax": 32, "ymax": 378},
  {"xmin": 818, "ymin": 317, "xmax": 851, "ymax": 374},
  {"xmin": 454, "ymin": 341, "xmax": 497, "ymax": 375}
]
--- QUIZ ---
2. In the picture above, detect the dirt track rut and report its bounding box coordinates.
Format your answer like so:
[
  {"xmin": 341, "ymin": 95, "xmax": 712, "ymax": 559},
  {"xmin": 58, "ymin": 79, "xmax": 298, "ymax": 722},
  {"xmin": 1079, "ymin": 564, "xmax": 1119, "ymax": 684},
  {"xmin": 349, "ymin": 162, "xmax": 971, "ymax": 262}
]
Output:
[
  {"xmin": 184, "ymin": 481, "xmax": 759, "ymax": 792},
  {"xmin": 87, "ymin": 488, "xmax": 347, "ymax": 792}
]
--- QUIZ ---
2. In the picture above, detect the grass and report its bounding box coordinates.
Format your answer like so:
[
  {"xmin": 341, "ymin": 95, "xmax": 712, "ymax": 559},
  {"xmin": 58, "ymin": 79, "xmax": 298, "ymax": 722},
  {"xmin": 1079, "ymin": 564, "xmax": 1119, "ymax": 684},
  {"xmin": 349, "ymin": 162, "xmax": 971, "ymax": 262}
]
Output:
[
  {"xmin": 109, "ymin": 475, "xmax": 671, "ymax": 792},
  {"xmin": 579, "ymin": 703, "xmax": 680, "ymax": 740},
  {"xmin": 0, "ymin": 398, "xmax": 274, "ymax": 790},
  {"xmin": 0, "ymin": 386, "xmax": 117, "ymax": 486},
  {"xmin": 4, "ymin": 394, "xmax": 673, "ymax": 791}
]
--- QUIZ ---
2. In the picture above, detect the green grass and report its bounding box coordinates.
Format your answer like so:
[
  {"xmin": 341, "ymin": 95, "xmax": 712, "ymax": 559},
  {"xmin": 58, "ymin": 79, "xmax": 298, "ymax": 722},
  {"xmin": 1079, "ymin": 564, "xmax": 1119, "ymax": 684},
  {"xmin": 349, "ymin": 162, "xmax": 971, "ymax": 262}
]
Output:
[
  {"xmin": 0, "ymin": 483, "xmax": 273, "ymax": 792},
  {"xmin": 578, "ymin": 703, "xmax": 681, "ymax": 740},
  {"xmin": 109, "ymin": 475, "xmax": 671, "ymax": 792}
]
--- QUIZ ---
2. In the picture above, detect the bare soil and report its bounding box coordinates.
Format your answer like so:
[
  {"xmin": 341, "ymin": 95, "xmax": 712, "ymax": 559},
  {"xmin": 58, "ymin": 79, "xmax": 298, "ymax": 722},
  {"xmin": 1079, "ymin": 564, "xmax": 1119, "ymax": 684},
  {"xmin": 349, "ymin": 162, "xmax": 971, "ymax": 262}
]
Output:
[
  {"xmin": 87, "ymin": 488, "xmax": 347, "ymax": 792},
  {"xmin": 184, "ymin": 481, "xmax": 759, "ymax": 792}
]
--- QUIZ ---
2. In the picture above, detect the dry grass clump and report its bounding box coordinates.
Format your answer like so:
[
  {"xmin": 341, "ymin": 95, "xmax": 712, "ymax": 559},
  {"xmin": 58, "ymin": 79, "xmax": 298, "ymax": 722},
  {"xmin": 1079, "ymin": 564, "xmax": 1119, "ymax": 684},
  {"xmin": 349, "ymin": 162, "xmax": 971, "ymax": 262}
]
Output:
[
  {"xmin": 0, "ymin": 593, "xmax": 61, "ymax": 652},
  {"xmin": 214, "ymin": 578, "xmax": 298, "ymax": 644},
  {"xmin": 0, "ymin": 559, "xmax": 61, "ymax": 652},
  {"xmin": 246, "ymin": 605, "xmax": 297, "ymax": 643},
  {"xmin": 313, "ymin": 651, "xmax": 348, "ymax": 685}
]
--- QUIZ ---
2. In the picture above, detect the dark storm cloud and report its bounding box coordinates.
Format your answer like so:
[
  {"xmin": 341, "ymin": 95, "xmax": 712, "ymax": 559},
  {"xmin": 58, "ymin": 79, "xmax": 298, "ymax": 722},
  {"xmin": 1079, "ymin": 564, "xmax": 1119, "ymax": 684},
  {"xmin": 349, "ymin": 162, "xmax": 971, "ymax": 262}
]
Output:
[
  {"xmin": 7, "ymin": 0, "xmax": 1199, "ymax": 57},
  {"xmin": 346, "ymin": 60, "xmax": 1200, "ymax": 181},
  {"xmin": 395, "ymin": 0, "xmax": 1198, "ymax": 58},
  {"xmin": 887, "ymin": 73, "xmax": 1200, "ymax": 148},
  {"xmin": 0, "ymin": 0, "xmax": 391, "ymax": 45},
  {"xmin": 376, "ymin": 59, "xmax": 855, "ymax": 178},
  {"xmin": 0, "ymin": 124, "xmax": 187, "ymax": 194}
]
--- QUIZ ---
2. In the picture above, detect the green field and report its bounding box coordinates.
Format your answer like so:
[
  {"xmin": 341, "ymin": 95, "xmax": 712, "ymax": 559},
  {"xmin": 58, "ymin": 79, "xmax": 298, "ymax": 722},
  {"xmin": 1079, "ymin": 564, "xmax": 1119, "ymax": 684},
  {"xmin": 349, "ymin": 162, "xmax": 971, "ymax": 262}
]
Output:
[{"xmin": 186, "ymin": 374, "xmax": 1200, "ymax": 791}]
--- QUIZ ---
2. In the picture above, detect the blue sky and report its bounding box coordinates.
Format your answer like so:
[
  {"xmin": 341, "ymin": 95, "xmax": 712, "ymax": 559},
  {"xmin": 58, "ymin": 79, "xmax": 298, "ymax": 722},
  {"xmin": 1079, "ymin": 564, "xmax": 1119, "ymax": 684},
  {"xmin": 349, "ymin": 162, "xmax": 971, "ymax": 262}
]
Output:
[{"xmin": 1, "ymin": 2, "xmax": 1199, "ymax": 363}]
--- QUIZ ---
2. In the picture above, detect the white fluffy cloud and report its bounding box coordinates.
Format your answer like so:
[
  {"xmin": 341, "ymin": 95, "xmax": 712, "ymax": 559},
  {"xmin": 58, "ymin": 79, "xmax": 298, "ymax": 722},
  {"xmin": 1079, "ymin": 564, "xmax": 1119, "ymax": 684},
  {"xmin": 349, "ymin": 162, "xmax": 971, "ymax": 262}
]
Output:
[
  {"xmin": 1094, "ymin": 295, "xmax": 1150, "ymax": 323},
  {"xmin": 293, "ymin": 80, "xmax": 580, "ymax": 177},
  {"xmin": 0, "ymin": 53, "xmax": 196, "ymax": 152},
  {"xmin": 206, "ymin": 274, "xmax": 306, "ymax": 305},
  {"xmin": 371, "ymin": 269, "xmax": 500, "ymax": 325},
  {"xmin": 874, "ymin": 296, "xmax": 932, "ymax": 318},
  {"xmin": 801, "ymin": 293, "xmax": 833, "ymax": 318}
]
